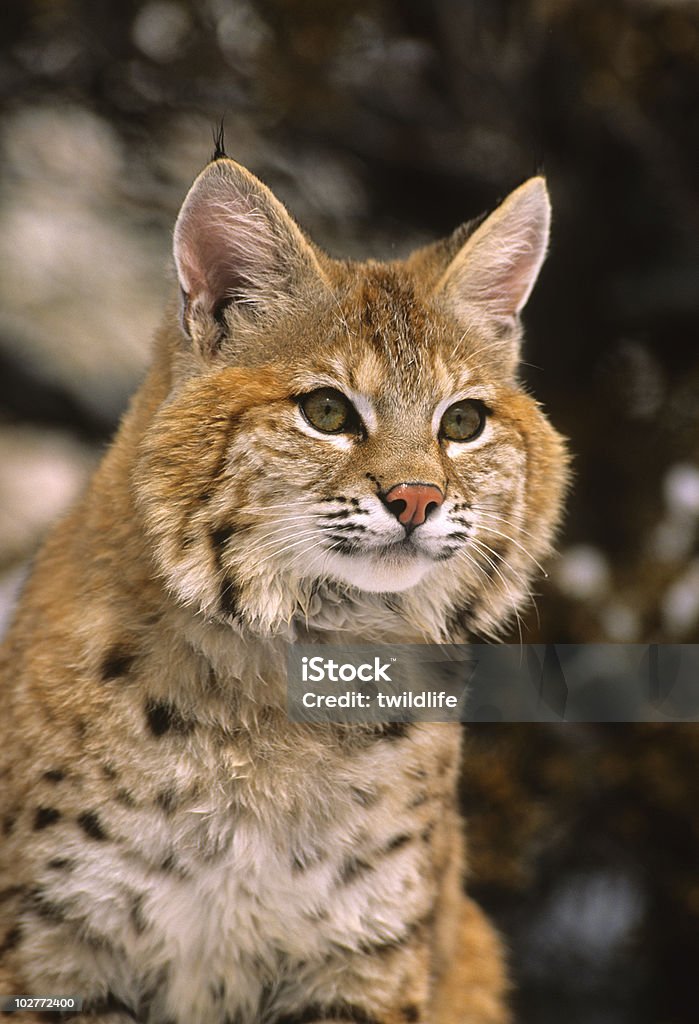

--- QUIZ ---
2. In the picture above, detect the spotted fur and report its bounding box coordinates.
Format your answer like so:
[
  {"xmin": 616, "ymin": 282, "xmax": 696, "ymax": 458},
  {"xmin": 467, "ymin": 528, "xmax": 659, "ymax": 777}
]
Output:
[{"xmin": 0, "ymin": 158, "xmax": 568, "ymax": 1023}]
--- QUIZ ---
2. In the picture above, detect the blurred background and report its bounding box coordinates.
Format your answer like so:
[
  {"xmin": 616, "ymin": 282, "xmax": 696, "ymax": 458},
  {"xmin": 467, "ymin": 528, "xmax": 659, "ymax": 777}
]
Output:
[{"xmin": 0, "ymin": 1, "xmax": 697, "ymax": 1022}]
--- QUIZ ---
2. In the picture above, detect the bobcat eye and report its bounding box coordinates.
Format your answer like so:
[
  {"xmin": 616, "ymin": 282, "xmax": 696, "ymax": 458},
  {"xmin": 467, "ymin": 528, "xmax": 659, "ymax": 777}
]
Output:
[
  {"xmin": 299, "ymin": 388, "xmax": 358, "ymax": 434},
  {"xmin": 440, "ymin": 400, "xmax": 487, "ymax": 442}
]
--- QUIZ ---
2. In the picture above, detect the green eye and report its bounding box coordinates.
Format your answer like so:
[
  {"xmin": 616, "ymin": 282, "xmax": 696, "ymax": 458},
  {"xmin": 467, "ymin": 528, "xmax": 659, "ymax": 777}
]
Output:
[
  {"xmin": 300, "ymin": 388, "xmax": 357, "ymax": 434},
  {"xmin": 440, "ymin": 400, "xmax": 487, "ymax": 442}
]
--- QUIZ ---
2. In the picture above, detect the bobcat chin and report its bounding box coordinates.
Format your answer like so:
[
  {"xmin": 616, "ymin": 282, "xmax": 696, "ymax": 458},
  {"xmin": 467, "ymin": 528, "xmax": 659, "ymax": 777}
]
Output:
[{"xmin": 0, "ymin": 152, "xmax": 568, "ymax": 1024}]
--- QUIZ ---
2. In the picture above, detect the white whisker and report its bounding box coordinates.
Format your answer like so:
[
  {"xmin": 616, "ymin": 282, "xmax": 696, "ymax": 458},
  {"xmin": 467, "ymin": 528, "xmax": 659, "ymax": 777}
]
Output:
[
  {"xmin": 250, "ymin": 529, "xmax": 320, "ymax": 559},
  {"xmin": 463, "ymin": 537, "xmax": 525, "ymax": 648},
  {"xmin": 250, "ymin": 522, "xmax": 320, "ymax": 546},
  {"xmin": 253, "ymin": 533, "xmax": 328, "ymax": 570},
  {"xmin": 471, "ymin": 504, "xmax": 543, "ymax": 544},
  {"xmin": 470, "ymin": 535, "xmax": 540, "ymax": 630},
  {"xmin": 472, "ymin": 516, "xmax": 549, "ymax": 577}
]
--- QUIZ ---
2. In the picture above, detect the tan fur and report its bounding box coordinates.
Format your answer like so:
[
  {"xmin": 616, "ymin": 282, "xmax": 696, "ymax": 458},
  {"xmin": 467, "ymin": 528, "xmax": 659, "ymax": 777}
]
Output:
[{"xmin": 0, "ymin": 158, "xmax": 568, "ymax": 1023}]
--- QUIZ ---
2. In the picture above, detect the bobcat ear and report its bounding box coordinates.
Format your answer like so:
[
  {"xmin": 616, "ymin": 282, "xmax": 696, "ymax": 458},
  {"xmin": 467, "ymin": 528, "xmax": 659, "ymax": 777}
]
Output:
[
  {"xmin": 173, "ymin": 158, "xmax": 325, "ymax": 352},
  {"xmin": 436, "ymin": 177, "xmax": 551, "ymax": 327}
]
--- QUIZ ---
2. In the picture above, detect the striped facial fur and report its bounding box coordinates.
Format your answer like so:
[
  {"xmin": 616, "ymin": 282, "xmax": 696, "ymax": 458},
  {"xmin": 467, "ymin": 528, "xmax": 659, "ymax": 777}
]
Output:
[{"xmin": 0, "ymin": 156, "xmax": 568, "ymax": 1024}]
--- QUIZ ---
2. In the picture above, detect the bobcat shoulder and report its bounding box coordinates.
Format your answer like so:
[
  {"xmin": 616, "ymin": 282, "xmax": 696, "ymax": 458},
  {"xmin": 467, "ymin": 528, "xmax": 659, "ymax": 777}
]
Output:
[{"xmin": 0, "ymin": 155, "xmax": 568, "ymax": 1024}]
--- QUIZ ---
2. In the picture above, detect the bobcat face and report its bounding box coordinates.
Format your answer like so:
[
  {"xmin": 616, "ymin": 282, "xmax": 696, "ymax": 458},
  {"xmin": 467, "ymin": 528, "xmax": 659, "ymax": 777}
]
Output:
[
  {"xmin": 245, "ymin": 283, "xmax": 530, "ymax": 597},
  {"xmin": 136, "ymin": 160, "xmax": 568, "ymax": 639}
]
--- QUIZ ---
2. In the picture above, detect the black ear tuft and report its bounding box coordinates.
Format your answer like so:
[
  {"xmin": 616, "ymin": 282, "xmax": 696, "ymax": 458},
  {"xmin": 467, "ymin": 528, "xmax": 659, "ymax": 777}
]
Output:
[{"xmin": 211, "ymin": 118, "xmax": 227, "ymax": 162}]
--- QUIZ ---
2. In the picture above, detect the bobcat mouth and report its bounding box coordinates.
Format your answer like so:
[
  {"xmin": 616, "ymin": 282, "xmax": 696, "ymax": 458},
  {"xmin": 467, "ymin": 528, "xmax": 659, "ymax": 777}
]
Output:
[
  {"xmin": 328, "ymin": 533, "xmax": 436, "ymax": 563},
  {"xmin": 377, "ymin": 536, "xmax": 420, "ymax": 557},
  {"xmin": 325, "ymin": 531, "xmax": 416, "ymax": 557}
]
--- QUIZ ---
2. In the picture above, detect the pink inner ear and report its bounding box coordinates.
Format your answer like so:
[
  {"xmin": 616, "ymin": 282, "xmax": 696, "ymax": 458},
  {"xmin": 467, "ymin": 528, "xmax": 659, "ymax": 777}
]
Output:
[
  {"xmin": 496, "ymin": 228, "xmax": 547, "ymax": 316},
  {"xmin": 174, "ymin": 177, "xmax": 280, "ymax": 314},
  {"xmin": 438, "ymin": 178, "xmax": 550, "ymax": 321}
]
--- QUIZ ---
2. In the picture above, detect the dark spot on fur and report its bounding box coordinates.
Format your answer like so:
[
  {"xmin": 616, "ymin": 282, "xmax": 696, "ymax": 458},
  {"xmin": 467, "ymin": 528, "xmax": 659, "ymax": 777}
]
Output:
[
  {"xmin": 160, "ymin": 853, "xmax": 178, "ymax": 874},
  {"xmin": 358, "ymin": 909, "xmax": 434, "ymax": 958},
  {"xmin": 383, "ymin": 833, "xmax": 413, "ymax": 854},
  {"xmin": 401, "ymin": 1006, "xmax": 421, "ymax": 1022},
  {"xmin": 211, "ymin": 980, "xmax": 226, "ymax": 1003},
  {"xmin": 0, "ymin": 885, "xmax": 25, "ymax": 904},
  {"xmin": 116, "ymin": 787, "xmax": 137, "ymax": 808},
  {"xmin": 204, "ymin": 665, "xmax": 220, "ymax": 691},
  {"xmin": 77, "ymin": 810, "xmax": 107, "ymax": 841},
  {"xmin": 445, "ymin": 601, "xmax": 476, "ymax": 642},
  {"xmin": 80, "ymin": 927, "xmax": 116, "ymax": 954},
  {"xmin": 408, "ymin": 790, "xmax": 429, "ymax": 809},
  {"xmin": 219, "ymin": 577, "xmax": 241, "ymax": 618},
  {"xmin": 355, "ymin": 933, "xmax": 406, "ymax": 956},
  {"xmin": 2, "ymin": 813, "xmax": 16, "ymax": 836},
  {"xmin": 130, "ymin": 893, "xmax": 148, "ymax": 935},
  {"xmin": 102, "ymin": 763, "xmax": 118, "ymax": 780},
  {"xmin": 213, "ymin": 297, "xmax": 236, "ymax": 331},
  {"xmin": 350, "ymin": 786, "xmax": 379, "ymax": 808},
  {"xmin": 26, "ymin": 887, "xmax": 68, "ymax": 924},
  {"xmin": 144, "ymin": 698, "xmax": 195, "ymax": 738},
  {"xmin": 43, "ymin": 768, "xmax": 66, "ymax": 783},
  {"xmin": 273, "ymin": 1004, "xmax": 380, "ymax": 1024},
  {"xmin": 0, "ymin": 924, "xmax": 21, "ymax": 958},
  {"xmin": 290, "ymin": 848, "xmax": 324, "ymax": 873},
  {"xmin": 376, "ymin": 722, "xmax": 411, "ymax": 740},
  {"xmin": 47, "ymin": 857, "xmax": 74, "ymax": 871},
  {"xmin": 421, "ymin": 823, "xmax": 436, "ymax": 843},
  {"xmin": 101, "ymin": 646, "xmax": 137, "ymax": 682},
  {"xmin": 339, "ymin": 855, "xmax": 374, "ymax": 885},
  {"xmin": 34, "ymin": 807, "xmax": 61, "ymax": 830},
  {"xmin": 211, "ymin": 524, "xmax": 235, "ymax": 558},
  {"xmin": 74, "ymin": 717, "xmax": 87, "ymax": 740},
  {"xmin": 83, "ymin": 994, "xmax": 139, "ymax": 1020},
  {"xmin": 156, "ymin": 787, "xmax": 178, "ymax": 814},
  {"xmin": 138, "ymin": 966, "xmax": 173, "ymax": 1023},
  {"xmin": 304, "ymin": 905, "xmax": 329, "ymax": 924}
]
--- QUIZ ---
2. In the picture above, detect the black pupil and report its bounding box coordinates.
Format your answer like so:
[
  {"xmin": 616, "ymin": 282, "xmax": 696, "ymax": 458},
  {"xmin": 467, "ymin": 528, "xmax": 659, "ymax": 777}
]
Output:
[
  {"xmin": 302, "ymin": 389, "xmax": 350, "ymax": 432},
  {"xmin": 445, "ymin": 401, "xmax": 482, "ymax": 439}
]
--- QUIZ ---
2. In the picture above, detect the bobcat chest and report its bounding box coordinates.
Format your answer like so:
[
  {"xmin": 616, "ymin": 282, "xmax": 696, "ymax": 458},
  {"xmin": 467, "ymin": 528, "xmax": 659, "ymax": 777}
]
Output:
[{"xmin": 126, "ymin": 747, "xmax": 437, "ymax": 1023}]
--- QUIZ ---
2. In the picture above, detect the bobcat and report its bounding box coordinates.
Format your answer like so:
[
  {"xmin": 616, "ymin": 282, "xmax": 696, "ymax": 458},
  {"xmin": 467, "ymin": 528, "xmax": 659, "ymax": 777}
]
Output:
[{"xmin": 0, "ymin": 150, "xmax": 567, "ymax": 1024}]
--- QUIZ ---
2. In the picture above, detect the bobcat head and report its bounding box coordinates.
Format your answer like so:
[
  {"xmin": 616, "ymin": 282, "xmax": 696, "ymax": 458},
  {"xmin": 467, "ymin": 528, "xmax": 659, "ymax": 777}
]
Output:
[{"xmin": 135, "ymin": 158, "xmax": 568, "ymax": 642}]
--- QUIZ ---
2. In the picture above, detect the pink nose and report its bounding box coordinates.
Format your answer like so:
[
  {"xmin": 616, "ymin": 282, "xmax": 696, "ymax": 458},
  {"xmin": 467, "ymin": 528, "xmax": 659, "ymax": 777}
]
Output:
[{"xmin": 383, "ymin": 483, "xmax": 444, "ymax": 528}]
